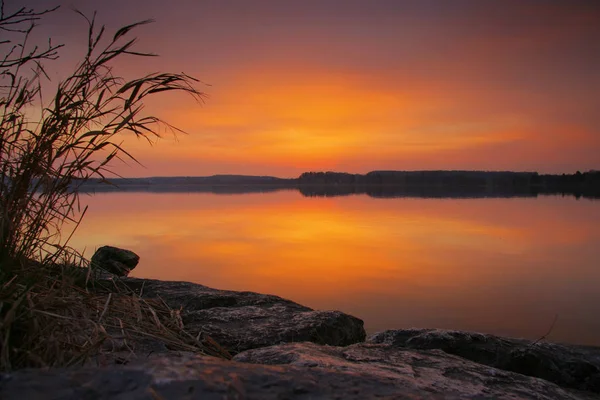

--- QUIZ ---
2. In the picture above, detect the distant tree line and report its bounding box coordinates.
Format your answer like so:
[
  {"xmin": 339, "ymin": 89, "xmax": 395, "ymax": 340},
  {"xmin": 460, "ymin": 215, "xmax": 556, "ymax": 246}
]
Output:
[
  {"xmin": 298, "ymin": 170, "xmax": 600, "ymax": 186},
  {"xmin": 298, "ymin": 171, "xmax": 536, "ymax": 186},
  {"xmin": 75, "ymin": 170, "xmax": 600, "ymax": 199},
  {"xmin": 297, "ymin": 170, "xmax": 600, "ymax": 199}
]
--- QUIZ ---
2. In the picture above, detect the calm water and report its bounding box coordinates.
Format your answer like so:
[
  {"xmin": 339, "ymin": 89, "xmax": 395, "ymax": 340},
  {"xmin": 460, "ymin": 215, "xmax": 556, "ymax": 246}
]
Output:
[{"xmin": 71, "ymin": 191, "xmax": 600, "ymax": 346}]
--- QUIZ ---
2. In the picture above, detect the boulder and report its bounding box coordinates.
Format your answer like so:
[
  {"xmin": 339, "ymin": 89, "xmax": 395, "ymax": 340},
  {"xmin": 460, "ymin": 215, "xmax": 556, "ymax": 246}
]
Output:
[
  {"xmin": 368, "ymin": 329, "xmax": 600, "ymax": 394},
  {"xmin": 2, "ymin": 344, "xmax": 596, "ymax": 399},
  {"xmin": 119, "ymin": 278, "xmax": 366, "ymax": 354},
  {"xmin": 91, "ymin": 246, "xmax": 140, "ymax": 277}
]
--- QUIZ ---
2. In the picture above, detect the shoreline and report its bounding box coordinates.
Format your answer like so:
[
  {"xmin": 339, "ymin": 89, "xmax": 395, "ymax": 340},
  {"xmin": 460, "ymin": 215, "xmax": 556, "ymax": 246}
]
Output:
[
  {"xmin": 78, "ymin": 182, "xmax": 600, "ymax": 200},
  {"xmin": 2, "ymin": 274, "xmax": 600, "ymax": 398},
  {"xmin": 75, "ymin": 170, "xmax": 600, "ymax": 199}
]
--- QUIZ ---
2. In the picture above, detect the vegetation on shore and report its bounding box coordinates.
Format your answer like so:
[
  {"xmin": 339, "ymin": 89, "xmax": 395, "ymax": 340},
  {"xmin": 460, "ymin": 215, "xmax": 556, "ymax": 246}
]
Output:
[
  {"xmin": 0, "ymin": 2, "xmax": 227, "ymax": 370},
  {"xmin": 75, "ymin": 170, "xmax": 600, "ymax": 199}
]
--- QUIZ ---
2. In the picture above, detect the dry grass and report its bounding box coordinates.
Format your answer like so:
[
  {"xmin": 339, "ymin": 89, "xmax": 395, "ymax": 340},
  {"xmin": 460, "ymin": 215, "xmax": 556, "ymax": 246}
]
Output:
[
  {"xmin": 0, "ymin": 3, "xmax": 222, "ymax": 370},
  {"xmin": 0, "ymin": 3, "xmax": 204, "ymax": 270},
  {"xmin": 0, "ymin": 263, "xmax": 231, "ymax": 371}
]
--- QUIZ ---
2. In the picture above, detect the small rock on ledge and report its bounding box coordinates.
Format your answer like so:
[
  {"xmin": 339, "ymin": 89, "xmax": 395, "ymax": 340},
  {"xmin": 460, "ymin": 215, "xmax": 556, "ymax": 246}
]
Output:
[{"xmin": 91, "ymin": 245, "xmax": 140, "ymax": 277}]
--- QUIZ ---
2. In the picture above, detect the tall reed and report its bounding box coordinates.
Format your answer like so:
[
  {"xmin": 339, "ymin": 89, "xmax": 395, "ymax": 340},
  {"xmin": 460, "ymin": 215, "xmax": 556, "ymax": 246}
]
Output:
[
  {"xmin": 0, "ymin": 2, "xmax": 204, "ymax": 275},
  {"xmin": 0, "ymin": 2, "xmax": 221, "ymax": 370}
]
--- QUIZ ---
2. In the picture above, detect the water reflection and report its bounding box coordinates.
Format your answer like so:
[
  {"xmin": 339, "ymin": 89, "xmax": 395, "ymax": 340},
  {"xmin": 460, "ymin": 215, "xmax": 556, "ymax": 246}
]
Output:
[
  {"xmin": 71, "ymin": 191, "xmax": 600, "ymax": 346},
  {"xmin": 80, "ymin": 182, "xmax": 599, "ymax": 199}
]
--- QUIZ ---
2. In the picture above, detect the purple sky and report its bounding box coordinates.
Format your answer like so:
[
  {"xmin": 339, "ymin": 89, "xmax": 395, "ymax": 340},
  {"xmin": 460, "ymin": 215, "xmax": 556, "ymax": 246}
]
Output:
[{"xmin": 14, "ymin": 0, "xmax": 600, "ymax": 176}]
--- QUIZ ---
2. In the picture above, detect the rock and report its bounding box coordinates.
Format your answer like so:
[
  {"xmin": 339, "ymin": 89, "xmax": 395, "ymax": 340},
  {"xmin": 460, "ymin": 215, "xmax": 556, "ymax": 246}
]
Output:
[
  {"xmin": 3, "ymin": 343, "xmax": 594, "ymax": 399},
  {"xmin": 368, "ymin": 329, "xmax": 600, "ymax": 394},
  {"xmin": 234, "ymin": 342, "xmax": 598, "ymax": 398},
  {"xmin": 1, "ymin": 352, "xmax": 421, "ymax": 400},
  {"xmin": 91, "ymin": 246, "xmax": 140, "ymax": 277},
  {"xmin": 119, "ymin": 278, "xmax": 366, "ymax": 354}
]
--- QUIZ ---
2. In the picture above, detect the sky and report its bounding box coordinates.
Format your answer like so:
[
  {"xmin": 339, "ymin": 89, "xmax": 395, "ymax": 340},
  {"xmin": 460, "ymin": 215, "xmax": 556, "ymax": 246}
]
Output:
[{"xmin": 18, "ymin": 0, "xmax": 600, "ymax": 177}]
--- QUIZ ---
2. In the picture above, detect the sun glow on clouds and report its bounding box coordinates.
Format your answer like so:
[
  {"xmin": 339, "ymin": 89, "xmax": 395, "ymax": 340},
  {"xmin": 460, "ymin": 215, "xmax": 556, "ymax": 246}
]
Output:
[
  {"xmin": 59, "ymin": 0, "xmax": 598, "ymax": 177},
  {"xmin": 118, "ymin": 70, "xmax": 546, "ymax": 176}
]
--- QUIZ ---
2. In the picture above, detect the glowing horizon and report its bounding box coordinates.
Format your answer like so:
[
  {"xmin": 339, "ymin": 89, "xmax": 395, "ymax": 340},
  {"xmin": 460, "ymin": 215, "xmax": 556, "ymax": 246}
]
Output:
[{"xmin": 23, "ymin": 0, "xmax": 600, "ymax": 177}]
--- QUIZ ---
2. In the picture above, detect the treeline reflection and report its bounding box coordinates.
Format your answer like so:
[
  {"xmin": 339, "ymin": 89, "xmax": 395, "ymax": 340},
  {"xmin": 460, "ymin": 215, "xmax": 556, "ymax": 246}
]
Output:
[{"xmin": 77, "ymin": 170, "xmax": 600, "ymax": 199}]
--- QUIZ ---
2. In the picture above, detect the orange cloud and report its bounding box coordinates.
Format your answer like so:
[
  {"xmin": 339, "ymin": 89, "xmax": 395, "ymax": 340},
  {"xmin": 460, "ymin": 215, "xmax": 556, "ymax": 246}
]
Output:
[{"xmin": 116, "ymin": 68, "xmax": 548, "ymax": 175}]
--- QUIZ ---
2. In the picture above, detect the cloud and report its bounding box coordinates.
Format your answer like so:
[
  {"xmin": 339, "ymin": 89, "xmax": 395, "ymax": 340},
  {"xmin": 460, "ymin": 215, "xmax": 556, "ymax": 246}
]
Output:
[{"xmin": 29, "ymin": 0, "xmax": 600, "ymax": 176}]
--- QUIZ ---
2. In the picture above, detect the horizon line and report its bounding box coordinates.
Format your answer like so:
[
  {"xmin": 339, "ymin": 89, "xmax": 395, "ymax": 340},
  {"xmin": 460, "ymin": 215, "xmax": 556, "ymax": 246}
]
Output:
[{"xmin": 98, "ymin": 169, "xmax": 599, "ymax": 181}]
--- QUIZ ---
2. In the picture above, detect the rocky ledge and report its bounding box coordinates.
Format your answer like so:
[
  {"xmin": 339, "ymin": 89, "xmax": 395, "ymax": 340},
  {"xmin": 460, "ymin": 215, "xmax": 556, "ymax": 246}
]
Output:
[
  {"xmin": 118, "ymin": 277, "xmax": 366, "ymax": 354},
  {"xmin": 2, "ymin": 341, "xmax": 598, "ymax": 399},
  {"xmin": 2, "ymin": 276, "xmax": 600, "ymax": 399},
  {"xmin": 370, "ymin": 329, "xmax": 600, "ymax": 393}
]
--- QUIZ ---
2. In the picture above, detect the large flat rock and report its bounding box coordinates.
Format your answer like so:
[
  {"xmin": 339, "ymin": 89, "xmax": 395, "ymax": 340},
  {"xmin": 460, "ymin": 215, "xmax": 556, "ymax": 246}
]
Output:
[
  {"xmin": 369, "ymin": 329, "xmax": 600, "ymax": 394},
  {"xmin": 3, "ymin": 343, "xmax": 594, "ymax": 399},
  {"xmin": 119, "ymin": 278, "xmax": 366, "ymax": 354},
  {"xmin": 234, "ymin": 342, "xmax": 596, "ymax": 399}
]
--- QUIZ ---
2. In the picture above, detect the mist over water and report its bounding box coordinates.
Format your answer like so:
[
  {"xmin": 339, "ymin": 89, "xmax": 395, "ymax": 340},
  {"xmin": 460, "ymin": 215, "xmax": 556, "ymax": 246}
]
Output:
[{"xmin": 71, "ymin": 191, "xmax": 600, "ymax": 346}]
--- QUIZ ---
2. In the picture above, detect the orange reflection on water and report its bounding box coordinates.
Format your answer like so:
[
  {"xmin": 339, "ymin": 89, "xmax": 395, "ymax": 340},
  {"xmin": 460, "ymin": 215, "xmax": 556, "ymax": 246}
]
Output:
[{"xmin": 71, "ymin": 192, "xmax": 600, "ymax": 346}]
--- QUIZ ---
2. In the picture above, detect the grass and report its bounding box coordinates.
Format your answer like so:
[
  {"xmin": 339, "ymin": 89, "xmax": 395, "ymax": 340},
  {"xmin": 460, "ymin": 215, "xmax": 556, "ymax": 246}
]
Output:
[
  {"xmin": 0, "ymin": 3, "xmax": 204, "ymax": 269},
  {"xmin": 0, "ymin": 261, "xmax": 231, "ymax": 371},
  {"xmin": 0, "ymin": 2, "xmax": 225, "ymax": 370}
]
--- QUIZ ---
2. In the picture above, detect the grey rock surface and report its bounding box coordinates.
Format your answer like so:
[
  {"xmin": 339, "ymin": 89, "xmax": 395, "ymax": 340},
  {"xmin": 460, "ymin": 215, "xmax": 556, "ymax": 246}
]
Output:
[
  {"xmin": 120, "ymin": 278, "xmax": 366, "ymax": 354},
  {"xmin": 235, "ymin": 342, "xmax": 598, "ymax": 399},
  {"xmin": 369, "ymin": 328, "xmax": 600, "ymax": 394},
  {"xmin": 91, "ymin": 246, "xmax": 140, "ymax": 277},
  {"xmin": 3, "ymin": 344, "xmax": 595, "ymax": 399}
]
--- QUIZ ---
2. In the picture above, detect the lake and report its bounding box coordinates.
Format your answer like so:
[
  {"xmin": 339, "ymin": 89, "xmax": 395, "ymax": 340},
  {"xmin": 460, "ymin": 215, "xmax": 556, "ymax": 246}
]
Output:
[{"xmin": 70, "ymin": 191, "xmax": 600, "ymax": 346}]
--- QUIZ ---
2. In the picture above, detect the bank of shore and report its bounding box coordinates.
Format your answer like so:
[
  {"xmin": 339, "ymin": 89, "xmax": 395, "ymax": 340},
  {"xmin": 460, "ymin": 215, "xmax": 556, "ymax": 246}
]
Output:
[{"xmin": 1, "ymin": 274, "xmax": 599, "ymax": 399}]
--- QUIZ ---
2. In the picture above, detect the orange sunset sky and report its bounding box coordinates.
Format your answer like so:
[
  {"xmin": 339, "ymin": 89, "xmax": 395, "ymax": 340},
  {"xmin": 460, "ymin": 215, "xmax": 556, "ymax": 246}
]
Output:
[{"xmin": 26, "ymin": 0, "xmax": 600, "ymax": 176}]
